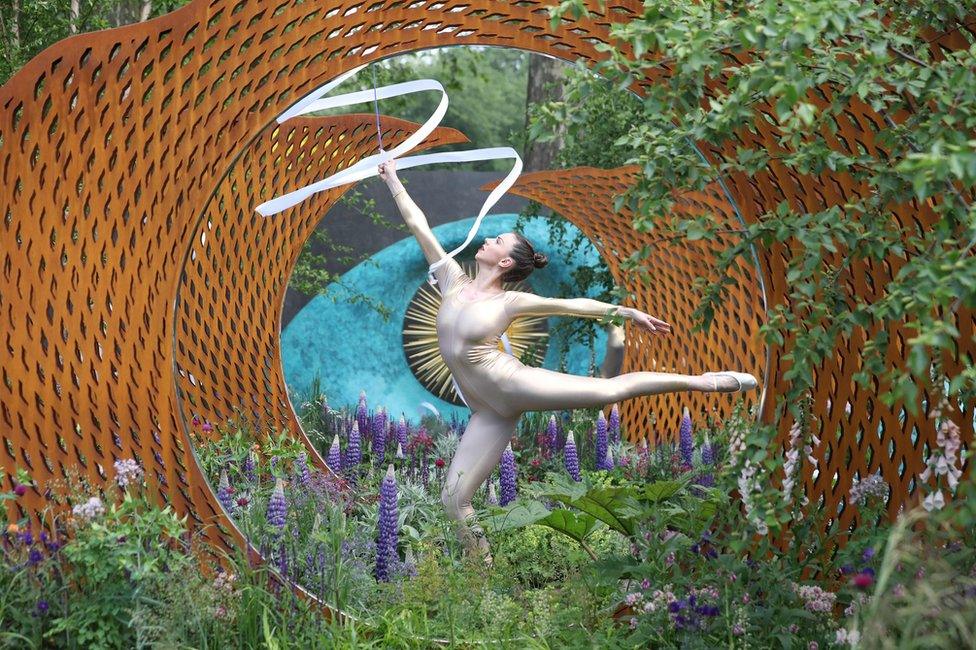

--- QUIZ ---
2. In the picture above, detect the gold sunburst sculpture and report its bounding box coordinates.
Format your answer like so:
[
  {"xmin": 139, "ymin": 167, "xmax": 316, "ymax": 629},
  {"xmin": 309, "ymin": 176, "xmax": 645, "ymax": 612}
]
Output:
[{"xmin": 402, "ymin": 261, "xmax": 550, "ymax": 406}]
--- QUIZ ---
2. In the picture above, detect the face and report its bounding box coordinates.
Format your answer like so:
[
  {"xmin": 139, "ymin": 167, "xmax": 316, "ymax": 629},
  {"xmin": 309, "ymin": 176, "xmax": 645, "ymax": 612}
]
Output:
[{"xmin": 475, "ymin": 232, "xmax": 516, "ymax": 268}]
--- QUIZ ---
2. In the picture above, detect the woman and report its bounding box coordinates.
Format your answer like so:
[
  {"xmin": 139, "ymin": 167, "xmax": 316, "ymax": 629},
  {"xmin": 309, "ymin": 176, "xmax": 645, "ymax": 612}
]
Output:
[{"xmin": 378, "ymin": 160, "xmax": 757, "ymax": 564}]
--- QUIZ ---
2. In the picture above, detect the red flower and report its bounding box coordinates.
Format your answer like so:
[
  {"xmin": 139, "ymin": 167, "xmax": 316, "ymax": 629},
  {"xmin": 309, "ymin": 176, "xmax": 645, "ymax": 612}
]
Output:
[
  {"xmin": 236, "ymin": 497, "xmax": 249, "ymax": 507},
  {"xmin": 530, "ymin": 458, "xmax": 541, "ymax": 468},
  {"xmin": 852, "ymin": 572, "xmax": 874, "ymax": 590},
  {"xmin": 192, "ymin": 416, "xmax": 201, "ymax": 427},
  {"xmin": 435, "ymin": 458, "xmax": 445, "ymax": 468}
]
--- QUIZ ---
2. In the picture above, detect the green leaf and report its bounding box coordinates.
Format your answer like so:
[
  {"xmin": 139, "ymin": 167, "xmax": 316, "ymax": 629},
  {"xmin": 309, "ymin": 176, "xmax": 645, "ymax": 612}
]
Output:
[
  {"xmin": 561, "ymin": 486, "xmax": 639, "ymax": 537},
  {"xmin": 482, "ymin": 500, "xmax": 553, "ymax": 533},
  {"xmin": 643, "ymin": 481, "xmax": 683, "ymax": 502},
  {"xmin": 539, "ymin": 509, "xmax": 599, "ymax": 544}
]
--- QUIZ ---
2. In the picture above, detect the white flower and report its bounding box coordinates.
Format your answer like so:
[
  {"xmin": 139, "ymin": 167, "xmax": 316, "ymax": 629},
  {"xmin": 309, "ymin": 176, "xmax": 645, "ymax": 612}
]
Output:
[
  {"xmin": 922, "ymin": 490, "xmax": 945, "ymax": 512},
  {"xmin": 836, "ymin": 627, "xmax": 859, "ymax": 645},
  {"xmin": 72, "ymin": 496, "xmax": 105, "ymax": 521},
  {"xmin": 113, "ymin": 458, "xmax": 144, "ymax": 488}
]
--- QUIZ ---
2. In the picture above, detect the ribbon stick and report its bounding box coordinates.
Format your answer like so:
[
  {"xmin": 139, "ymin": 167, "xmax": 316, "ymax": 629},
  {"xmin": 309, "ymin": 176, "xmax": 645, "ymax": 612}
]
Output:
[{"xmin": 257, "ymin": 69, "xmax": 523, "ymax": 289}]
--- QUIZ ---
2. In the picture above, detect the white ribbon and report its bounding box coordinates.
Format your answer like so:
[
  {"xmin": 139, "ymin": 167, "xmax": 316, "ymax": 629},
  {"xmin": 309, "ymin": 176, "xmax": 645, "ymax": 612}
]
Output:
[{"xmin": 257, "ymin": 67, "xmax": 523, "ymax": 288}]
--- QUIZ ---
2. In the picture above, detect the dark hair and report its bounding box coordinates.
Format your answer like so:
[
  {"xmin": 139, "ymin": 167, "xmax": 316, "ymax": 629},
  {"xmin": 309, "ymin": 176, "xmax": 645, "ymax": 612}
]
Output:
[{"xmin": 501, "ymin": 232, "xmax": 549, "ymax": 283}]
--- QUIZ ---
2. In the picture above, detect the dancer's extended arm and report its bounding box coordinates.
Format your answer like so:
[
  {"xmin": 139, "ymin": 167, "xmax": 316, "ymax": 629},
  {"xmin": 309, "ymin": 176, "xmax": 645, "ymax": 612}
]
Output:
[
  {"xmin": 379, "ymin": 160, "xmax": 464, "ymax": 287},
  {"xmin": 505, "ymin": 292, "xmax": 672, "ymax": 335}
]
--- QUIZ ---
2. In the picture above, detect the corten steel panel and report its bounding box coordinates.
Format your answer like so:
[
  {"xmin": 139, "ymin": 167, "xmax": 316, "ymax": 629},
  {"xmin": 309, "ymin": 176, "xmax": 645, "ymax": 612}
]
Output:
[
  {"xmin": 483, "ymin": 167, "xmax": 766, "ymax": 441},
  {"xmin": 0, "ymin": 0, "xmax": 973, "ymax": 583}
]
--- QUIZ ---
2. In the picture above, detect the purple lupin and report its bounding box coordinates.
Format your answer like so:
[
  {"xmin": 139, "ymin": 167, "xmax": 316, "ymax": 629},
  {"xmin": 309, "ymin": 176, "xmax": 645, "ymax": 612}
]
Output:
[
  {"xmin": 374, "ymin": 464, "xmax": 399, "ymax": 582},
  {"xmin": 345, "ymin": 422, "xmax": 362, "ymax": 473},
  {"xmin": 371, "ymin": 407, "xmax": 387, "ymax": 465},
  {"xmin": 396, "ymin": 414, "xmax": 408, "ymax": 451},
  {"xmin": 294, "ymin": 452, "xmax": 311, "ymax": 489},
  {"xmin": 547, "ymin": 415, "xmax": 558, "ymax": 453},
  {"xmin": 679, "ymin": 407, "xmax": 694, "ymax": 467},
  {"xmin": 267, "ymin": 478, "xmax": 287, "ymax": 535},
  {"xmin": 217, "ymin": 470, "xmax": 235, "ymax": 514},
  {"xmin": 609, "ymin": 403, "xmax": 621, "ymax": 445},
  {"xmin": 564, "ymin": 431, "xmax": 581, "ymax": 482},
  {"xmin": 326, "ymin": 435, "xmax": 341, "ymax": 473},
  {"xmin": 499, "ymin": 442, "xmax": 517, "ymax": 506},
  {"xmin": 596, "ymin": 410, "xmax": 609, "ymax": 471},
  {"xmin": 242, "ymin": 451, "xmax": 257, "ymax": 483},
  {"xmin": 605, "ymin": 447, "xmax": 615, "ymax": 470}
]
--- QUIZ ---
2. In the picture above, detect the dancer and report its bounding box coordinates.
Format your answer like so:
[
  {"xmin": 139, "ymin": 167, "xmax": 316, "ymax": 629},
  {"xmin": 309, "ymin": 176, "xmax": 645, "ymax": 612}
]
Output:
[{"xmin": 378, "ymin": 160, "xmax": 757, "ymax": 564}]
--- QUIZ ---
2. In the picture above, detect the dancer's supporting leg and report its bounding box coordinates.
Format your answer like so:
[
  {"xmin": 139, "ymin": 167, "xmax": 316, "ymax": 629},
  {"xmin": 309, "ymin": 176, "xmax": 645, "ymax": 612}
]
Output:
[
  {"xmin": 441, "ymin": 409, "xmax": 519, "ymax": 563},
  {"xmin": 505, "ymin": 367, "xmax": 750, "ymax": 413},
  {"xmin": 599, "ymin": 324, "xmax": 626, "ymax": 379}
]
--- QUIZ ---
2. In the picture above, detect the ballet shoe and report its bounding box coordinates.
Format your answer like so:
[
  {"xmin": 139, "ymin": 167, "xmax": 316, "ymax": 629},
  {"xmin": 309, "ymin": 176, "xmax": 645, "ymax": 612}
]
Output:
[{"xmin": 703, "ymin": 371, "xmax": 758, "ymax": 393}]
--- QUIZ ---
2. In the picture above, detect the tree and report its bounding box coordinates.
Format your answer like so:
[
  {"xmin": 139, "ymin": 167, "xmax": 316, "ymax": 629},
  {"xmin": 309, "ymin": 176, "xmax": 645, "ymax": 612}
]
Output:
[{"xmin": 523, "ymin": 55, "xmax": 566, "ymax": 172}]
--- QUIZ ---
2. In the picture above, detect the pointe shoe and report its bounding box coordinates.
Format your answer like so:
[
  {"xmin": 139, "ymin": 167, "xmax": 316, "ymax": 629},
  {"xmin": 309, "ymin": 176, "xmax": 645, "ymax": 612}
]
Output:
[{"xmin": 703, "ymin": 371, "xmax": 758, "ymax": 393}]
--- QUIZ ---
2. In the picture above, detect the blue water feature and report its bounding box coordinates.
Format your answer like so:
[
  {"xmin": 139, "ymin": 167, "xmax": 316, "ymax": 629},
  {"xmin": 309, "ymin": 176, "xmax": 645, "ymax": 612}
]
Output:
[{"xmin": 281, "ymin": 214, "xmax": 608, "ymax": 423}]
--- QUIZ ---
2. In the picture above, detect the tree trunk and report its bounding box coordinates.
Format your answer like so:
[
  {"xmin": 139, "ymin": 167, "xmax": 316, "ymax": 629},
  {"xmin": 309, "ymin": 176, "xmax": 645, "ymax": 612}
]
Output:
[
  {"xmin": 140, "ymin": 0, "xmax": 153, "ymax": 22},
  {"xmin": 523, "ymin": 55, "xmax": 566, "ymax": 172},
  {"xmin": 10, "ymin": 0, "xmax": 20, "ymax": 49},
  {"xmin": 69, "ymin": 0, "xmax": 80, "ymax": 34}
]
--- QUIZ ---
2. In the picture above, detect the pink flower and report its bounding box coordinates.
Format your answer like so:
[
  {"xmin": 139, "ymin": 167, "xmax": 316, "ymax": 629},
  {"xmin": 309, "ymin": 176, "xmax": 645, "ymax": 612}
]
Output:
[
  {"xmin": 202, "ymin": 422, "xmax": 214, "ymax": 433},
  {"xmin": 852, "ymin": 572, "xmax": 874, "ymax": 590}
]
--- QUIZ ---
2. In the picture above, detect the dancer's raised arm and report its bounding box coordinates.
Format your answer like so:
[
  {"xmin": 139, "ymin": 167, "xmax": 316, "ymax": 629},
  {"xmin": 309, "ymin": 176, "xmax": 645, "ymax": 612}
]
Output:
[
  {"xmin": 505, "ymin": 291, "xmax": 672, "ymax": 335},
  {"xmin": 379, "ymin": 159, "xmax": 465, "ymax": 288}
]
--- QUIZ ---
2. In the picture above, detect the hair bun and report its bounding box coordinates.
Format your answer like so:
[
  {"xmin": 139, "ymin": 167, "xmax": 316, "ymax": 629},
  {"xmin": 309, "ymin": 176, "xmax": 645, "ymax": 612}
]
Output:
[{"xmin": 532, "ymin": 252, "xmax": 549, "ymax": 269}]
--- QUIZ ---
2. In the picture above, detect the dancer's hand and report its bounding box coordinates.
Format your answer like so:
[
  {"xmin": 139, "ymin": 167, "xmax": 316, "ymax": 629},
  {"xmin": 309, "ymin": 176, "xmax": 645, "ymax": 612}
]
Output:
[
  {"xmin": 625, "ymin": 308, "xmax": 671, "ymax": 335},
  {"xmin": 378, "ymin": 159, "xmax": 398, "ymax": 184}
]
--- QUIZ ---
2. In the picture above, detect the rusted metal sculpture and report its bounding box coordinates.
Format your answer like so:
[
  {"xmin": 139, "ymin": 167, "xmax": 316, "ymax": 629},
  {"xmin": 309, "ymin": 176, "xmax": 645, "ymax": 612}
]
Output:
[{"xmin": 1, "ymin": 0, "xmax": 972, "ymax": 585}]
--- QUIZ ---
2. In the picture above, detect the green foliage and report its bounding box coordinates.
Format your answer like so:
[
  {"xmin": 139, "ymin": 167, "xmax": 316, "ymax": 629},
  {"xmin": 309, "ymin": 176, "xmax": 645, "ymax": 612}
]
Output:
[
  {"xmin": 537, "ymin": 0, "xmax": 976, "ymax": 414},
  {"xmin": 0, "ymin": 1, "xmax": 192, "ymax": 86}
]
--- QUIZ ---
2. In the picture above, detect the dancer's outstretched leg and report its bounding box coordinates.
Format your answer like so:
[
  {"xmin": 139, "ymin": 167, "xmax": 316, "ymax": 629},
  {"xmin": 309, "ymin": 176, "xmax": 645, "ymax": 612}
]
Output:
[
  {"xmin": 441, "ymin": 409, "xmax": 518, "ymax": 565},
  {"xmin": 504, "ymin": 366, "xmax": 753, "ymax": 413}
]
